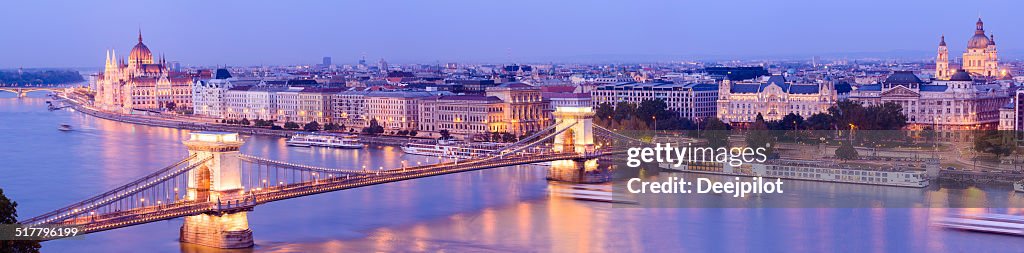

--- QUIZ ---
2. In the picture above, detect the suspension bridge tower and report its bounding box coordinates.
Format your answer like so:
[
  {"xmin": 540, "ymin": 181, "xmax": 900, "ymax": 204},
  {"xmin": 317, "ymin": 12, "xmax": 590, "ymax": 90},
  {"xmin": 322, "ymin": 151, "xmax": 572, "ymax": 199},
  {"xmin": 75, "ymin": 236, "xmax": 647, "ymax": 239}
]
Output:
[
  {"xmin": 549, "ymin": 106, "xmax": 606, "ymax": 183},
  {"xmin": 551, "ymin": 106, "xmax": 595, "ymax": 154},
  {"xmin": 179, "ymin": 132, "xmax": 254, "ymax": 248}
]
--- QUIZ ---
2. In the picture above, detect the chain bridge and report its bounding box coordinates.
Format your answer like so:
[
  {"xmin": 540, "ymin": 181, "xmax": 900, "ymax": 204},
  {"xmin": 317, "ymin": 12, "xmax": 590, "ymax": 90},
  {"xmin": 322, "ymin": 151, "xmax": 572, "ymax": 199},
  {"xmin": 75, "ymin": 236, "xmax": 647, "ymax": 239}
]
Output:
[{"xmin": 20, "ymin": 106, "xmax": 646, "ymax": 248}]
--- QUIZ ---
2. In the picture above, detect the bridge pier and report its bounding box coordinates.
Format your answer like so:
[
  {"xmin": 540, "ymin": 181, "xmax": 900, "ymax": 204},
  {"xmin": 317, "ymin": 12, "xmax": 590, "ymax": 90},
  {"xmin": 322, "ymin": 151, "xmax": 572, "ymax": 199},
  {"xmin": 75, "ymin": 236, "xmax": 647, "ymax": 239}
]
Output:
[
  {"xmin": 547, "ymin": 159, "xmax": 608, "ymax": 183},
  {"xmin": 180, "ymin": 132, "xmax": 254, "ymax": 249},
  {"xmin": 18, "ymin": 90, "xmax": 27, "ymax": 98}
]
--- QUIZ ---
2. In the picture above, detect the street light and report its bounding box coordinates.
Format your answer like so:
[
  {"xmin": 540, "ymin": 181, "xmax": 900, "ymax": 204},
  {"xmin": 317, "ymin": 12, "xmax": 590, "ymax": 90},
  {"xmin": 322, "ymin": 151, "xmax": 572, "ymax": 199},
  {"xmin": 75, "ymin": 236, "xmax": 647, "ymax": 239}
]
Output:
[{"xmin": 652, "ymin": 115, "xmax": 657, "ymax": 132}]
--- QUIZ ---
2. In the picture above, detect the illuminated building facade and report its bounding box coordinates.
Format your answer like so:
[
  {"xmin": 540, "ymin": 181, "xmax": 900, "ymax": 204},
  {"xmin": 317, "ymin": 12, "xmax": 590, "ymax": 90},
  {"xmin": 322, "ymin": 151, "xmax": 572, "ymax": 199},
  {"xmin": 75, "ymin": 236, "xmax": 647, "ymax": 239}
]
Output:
[
  {"xmin": 94, "ymin": 31, "xmax": 194, "ymax": 113},
  {"xmin": 716, "ymin": 75, "xmax": 838, "ymax": 124},
  {"xmin": 935, "ymin": 19, "xmax": 1008, "ymax": 79},
  {"xmin": 485, "ymin": 82, "xmax": 550, "ymax": 135},
  {"xmin": 849, "ymin": 70, "xmax": 1010, "ymax": 139},
  {"xmin": 418, "ymin": 95, "xmax": 506, "ymax": 139},
  {"xmin": 592, "ymin": 82, "xmax": 718, "ymax": 121}
]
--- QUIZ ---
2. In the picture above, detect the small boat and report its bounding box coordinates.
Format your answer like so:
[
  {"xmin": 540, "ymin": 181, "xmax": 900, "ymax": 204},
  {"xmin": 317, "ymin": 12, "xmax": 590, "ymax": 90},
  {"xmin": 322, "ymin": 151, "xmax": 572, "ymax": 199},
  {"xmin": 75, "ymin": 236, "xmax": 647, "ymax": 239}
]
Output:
[
  {"xmin": 935, "ymin": 213, "xmax": 1024, "ymax": 236},
  {"xmin": 548, "ymin": 183, "xmax": 637, "ymax": 204},
  {"xmin": 1015, "ymin": 180, "xmax": 1023, "ymax": 192},
  {"xmin": 286, "ymin": 133, "xmax": 362, "ymax": 149},
  {"xmin": 58, "ymin": 124, "xmax": 72, "ymax": 131}
]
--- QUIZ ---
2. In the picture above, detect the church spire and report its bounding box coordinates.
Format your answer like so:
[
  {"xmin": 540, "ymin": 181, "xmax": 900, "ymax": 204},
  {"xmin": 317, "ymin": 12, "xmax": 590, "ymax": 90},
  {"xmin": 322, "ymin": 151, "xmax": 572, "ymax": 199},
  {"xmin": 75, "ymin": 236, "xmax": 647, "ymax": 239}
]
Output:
[
  {"xmin": 138, "ymin": 29, "xmax": 143, "ymax": 43},
  {"xmin": 939, "ymin": 35, "xmax": 946, "ymax": 47}
]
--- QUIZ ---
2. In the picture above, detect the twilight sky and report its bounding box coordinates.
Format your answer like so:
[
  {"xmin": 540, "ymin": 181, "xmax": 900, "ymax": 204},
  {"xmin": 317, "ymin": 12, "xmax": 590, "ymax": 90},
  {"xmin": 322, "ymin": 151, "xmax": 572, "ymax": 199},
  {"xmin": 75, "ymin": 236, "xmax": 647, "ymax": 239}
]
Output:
[{"xmin": 0, "ymin": 0, "xmax": 1020, "ymax": 68}]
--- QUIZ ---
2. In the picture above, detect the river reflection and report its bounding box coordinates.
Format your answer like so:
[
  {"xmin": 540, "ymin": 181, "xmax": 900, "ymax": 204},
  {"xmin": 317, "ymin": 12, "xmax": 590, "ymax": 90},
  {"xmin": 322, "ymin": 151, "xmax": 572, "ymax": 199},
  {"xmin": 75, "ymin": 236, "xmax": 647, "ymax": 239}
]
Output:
[{"xmin": 3, "ymin": 95, "xmax": 1024, "ymax": 252}]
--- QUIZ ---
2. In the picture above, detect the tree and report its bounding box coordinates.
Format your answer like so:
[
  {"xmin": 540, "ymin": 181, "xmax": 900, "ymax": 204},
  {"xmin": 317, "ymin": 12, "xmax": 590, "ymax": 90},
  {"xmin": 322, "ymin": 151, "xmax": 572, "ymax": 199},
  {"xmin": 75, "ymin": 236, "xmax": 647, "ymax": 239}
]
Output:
[
  {"xmin": 827, "ymin": 101, "xmax": 907, "ymax": 131},
  {"xmin": 362, "ymin": 119, "xmax": 384, "ymax": 135},
  {"xmin": 323, "ymin": 123, "xmax": 338, "ymax": 131},
  {"xmin": 678, "ymin": 117, "xmax": 698, "ymax": 131},
  {"xmin": 805, "ymin": 113, "xmax": 833, "ymax": 131},
  {"xmin": 254, "ymin": 119, "xmax": 274, "ymax": 127},
  {"xmin": 595, "ymin": 103, "xmax": 615, "ymax": 123},
  {"xmin": 701, "ymin": 117, "xmax": 731, "ymax": 148},
  {"xmin": 284, "ymin": 121, "xmax": 300, "ymax": 130},
  {"xmin": 303, "ymin": 121, "xmax": 321, "ymax": 132},
  {"xmin": 921, "ymin": 126, "xmax": 937, "ymax": 146},
  {"xmin": 780, "ymin": 113, "xmax": 804, "ymax": 130},
  {"xmin": 974, "ymin": 130, "xmax": 1017, "ymax": 157},
  {"xmin": 613, "ymin": 101, "xmax": 637, "ymax": 121},
  {"xmin": 636, "ymin": 99, "xmax": 670, "ymax": 127},
  {"xmin": 240, "ymin": 118, "xmax": 251, "ymax": 126},
  {"xmin": 439, "ymin": 129, "xmax": 452, "ymax": 140},
  {"xmin": 165, "ymin": 101, "xmax": 177, "ymax": 111},
  {"xmin": 870, "ymin": 102, "xmax": 908, "ymax": 130},
  {"xmin": 408, "ymin": 130, "xmax": 417, "ymax": 137},
  {"xmin": 501, "ymin": 133, "xmax": 516, "ymax": 142},
  {"xmin": 1, "ymin": 188, "xmax": 42, "ymax": 253},
  {"xmin": 858, "ymin": 102, "xmax": 908, "ymax": 144},
  {"xmin": 835, "ymin": 142, "xmax": 859, "ymax": 160},
  {"xmin": 746, "ymin": 113, "xmax": 775, "ymax": 155}
]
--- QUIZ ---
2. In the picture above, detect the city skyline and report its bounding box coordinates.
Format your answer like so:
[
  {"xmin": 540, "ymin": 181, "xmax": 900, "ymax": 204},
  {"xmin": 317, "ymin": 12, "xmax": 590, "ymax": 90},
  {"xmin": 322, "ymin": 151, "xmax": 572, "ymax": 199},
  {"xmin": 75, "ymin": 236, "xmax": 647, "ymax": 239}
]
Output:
[
  {"xmin": 2, "ymin": 0, "xmax": 1023, "ymax": 68},
  {"xmin": 5, "ymin": 2, "xmax": 1024, "ymax": 251}
]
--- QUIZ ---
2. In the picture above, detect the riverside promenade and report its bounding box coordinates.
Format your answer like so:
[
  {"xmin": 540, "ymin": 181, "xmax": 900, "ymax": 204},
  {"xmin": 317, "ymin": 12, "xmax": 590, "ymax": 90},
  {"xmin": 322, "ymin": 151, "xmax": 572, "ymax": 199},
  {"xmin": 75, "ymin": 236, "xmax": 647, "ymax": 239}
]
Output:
[{"xmin": 56, "ymin": 94, "xmax": 426, "ymax": 145}]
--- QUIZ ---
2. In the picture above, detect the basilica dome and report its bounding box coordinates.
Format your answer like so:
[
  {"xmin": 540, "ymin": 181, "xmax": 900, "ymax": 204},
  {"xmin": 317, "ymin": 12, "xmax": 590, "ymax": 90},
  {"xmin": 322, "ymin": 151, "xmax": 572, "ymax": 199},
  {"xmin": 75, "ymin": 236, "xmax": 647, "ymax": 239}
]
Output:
[
  {"xmin": 967, "ymin": 18, "xmax": 991, "ymax": 49},
  {"xmin": 129, "ymin": 31, "xmax": 154, "ymax": 64}
]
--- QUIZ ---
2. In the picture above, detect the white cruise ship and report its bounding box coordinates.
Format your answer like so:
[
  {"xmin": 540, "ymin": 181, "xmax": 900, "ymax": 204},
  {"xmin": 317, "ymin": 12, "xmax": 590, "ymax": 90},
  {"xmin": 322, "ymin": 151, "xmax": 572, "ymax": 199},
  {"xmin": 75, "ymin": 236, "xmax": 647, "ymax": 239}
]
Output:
[
  {"xmin": 286, "ymin": 134, "xmax": 363, "ymax": 149},
  {"xmin": 661, "ymin": 159, "xmax": 929, "ymax": 188},
  {"xmin": 401, "ymin": 139, "xmax": 505, "ymax": 159}
]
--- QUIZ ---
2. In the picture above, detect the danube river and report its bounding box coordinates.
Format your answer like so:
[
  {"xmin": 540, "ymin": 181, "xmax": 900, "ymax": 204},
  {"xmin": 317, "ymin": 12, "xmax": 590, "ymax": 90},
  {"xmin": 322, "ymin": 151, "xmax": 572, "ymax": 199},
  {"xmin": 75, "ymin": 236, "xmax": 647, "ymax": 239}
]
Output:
[{"xmin": 3, "ymin": 94, "xmax": 1024, "ymax": 252}]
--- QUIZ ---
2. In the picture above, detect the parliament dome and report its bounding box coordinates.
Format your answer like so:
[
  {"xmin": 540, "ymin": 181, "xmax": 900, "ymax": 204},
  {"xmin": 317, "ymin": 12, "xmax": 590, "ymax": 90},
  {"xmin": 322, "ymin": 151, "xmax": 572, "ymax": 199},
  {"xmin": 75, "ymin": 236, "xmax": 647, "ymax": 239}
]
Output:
[{"xmin": 129, "ymin": 31, "xmax": 154, "ymax": 65}]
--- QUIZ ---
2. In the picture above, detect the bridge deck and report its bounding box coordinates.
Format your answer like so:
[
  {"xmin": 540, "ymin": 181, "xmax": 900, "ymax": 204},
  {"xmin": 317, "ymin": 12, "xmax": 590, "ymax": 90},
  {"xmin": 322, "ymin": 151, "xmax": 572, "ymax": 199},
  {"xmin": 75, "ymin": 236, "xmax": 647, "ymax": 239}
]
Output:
[{"xmin": 34, "ymin": 151, "xmax": 613, "ymax": 238}]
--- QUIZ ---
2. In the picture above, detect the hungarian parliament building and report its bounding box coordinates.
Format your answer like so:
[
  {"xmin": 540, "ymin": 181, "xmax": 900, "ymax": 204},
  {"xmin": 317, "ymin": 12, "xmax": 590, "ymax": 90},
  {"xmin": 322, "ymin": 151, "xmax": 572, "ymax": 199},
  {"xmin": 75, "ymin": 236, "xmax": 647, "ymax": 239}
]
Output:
[{"xmin": 94, "ymin": 31, "xmax": 195, "ymax": 114}]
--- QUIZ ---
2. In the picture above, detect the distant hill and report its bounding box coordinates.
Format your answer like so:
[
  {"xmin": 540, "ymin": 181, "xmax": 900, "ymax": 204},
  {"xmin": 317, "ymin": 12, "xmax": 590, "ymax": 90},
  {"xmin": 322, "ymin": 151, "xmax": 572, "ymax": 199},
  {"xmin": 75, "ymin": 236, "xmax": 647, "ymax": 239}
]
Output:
[{"xmin": 0, "ymin": 69, "xmax": 84, "ymax": 85}]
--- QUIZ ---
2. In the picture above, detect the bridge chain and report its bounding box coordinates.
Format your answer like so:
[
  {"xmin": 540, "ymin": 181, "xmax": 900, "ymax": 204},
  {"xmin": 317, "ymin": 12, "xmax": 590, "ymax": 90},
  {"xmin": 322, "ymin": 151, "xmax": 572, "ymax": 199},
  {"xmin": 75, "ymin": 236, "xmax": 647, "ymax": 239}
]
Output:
[
  {"xmin": 21, "ymin": 155, "xmax": 210, "ymax": 226},
  {"xmin": 237, "ymin": 154, "xmax": 373, "ymax": 175}
]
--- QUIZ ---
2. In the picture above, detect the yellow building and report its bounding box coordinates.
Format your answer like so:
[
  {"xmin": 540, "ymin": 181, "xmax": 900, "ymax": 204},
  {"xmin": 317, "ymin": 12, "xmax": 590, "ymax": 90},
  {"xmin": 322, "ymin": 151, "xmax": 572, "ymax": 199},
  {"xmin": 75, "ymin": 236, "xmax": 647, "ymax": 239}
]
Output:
[
  {"xmin": 485, "ymin": 82, "xmax": 549, "ymax": 135},
  {"xmin": 935, "ymin": 19, "xmax": 1005, "ymax": 79},
  {"xmin": 418, "ymin": 95, "xmax": 506, "ymax": 140}
]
